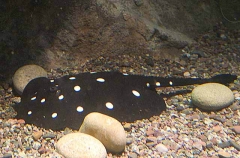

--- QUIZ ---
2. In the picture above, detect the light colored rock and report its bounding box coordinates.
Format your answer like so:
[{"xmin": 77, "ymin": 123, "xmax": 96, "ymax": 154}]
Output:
[
  {"xmin": 155, "ymin": 143, "xmax": 168, "ymax": 153},
  {"xmin": 79, "ymin": 112, "xmax": 126, "ymax": 153},
  {"xmin": 13, "ymin": 65, "xmax": 47, "ymax": 95},
  {"xmin": 32, "ymin": 130, "xmax": 43, "ymax": 140},
  {"xmin": 191, "ymin": 83, "xmax": 234, "ymax": 111},
  {"xmin": 56, "ymin": 133, "xmax": 107, "ymax": 158}
]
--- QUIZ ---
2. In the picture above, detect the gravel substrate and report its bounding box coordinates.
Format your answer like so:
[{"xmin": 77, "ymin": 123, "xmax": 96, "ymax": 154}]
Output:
[{"xmin": 0, "ymin": 23, "xmax": 240, "ymax": 157}]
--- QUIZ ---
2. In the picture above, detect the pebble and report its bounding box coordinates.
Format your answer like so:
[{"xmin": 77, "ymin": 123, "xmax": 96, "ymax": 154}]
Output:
[
  {"xmin": 79, "ymin": 112, "xmax": 126, "ymax": 153},
  {"xmin": 232, "ymin": 125, "xmax": 240, "ymax": 134},
  {"xmin": 191, "ymin": 83, "xmax": 234, "ymax": 110},
  {"xmin": 56, "ymin": 133, "xmax": 107, "ymax": 158},
  {"xmin": 218, "ymin": 150, "xmax": 231, "ymax": 158},
  {"xmin": 3, "ymin": 153, "xmax": 12, "ymax": 158},
  {"xmin": 126, "ymin": 137, "xmax": 133, "ymax": 145},
  {"xmin": 128, "ymin": 152, "xmax": 138, "ymax": 158},
  {"xmin": 229, "ymin": 140, "xmax": 240, "ymax": 151},
  {"xmin": 42, "ymin": 133, "xmax": 56, "ymax": 139},
  {"xmin": 192, "ymin": 142, "xmax": 203, "ymax": 150},
  {"xmin": 32, "ymin": 142, "xmax": 42, "ymax": 150},
  {"xmin": 183, "ymin": 71, "xmax": 191, "ymax": 77},
  {"xmin": 218, "ymin": 141, "xmax": 231, "ymax": 148},
  {"xmin": 123, "ymin": 123, "xmax": 132, "ymax": 131},
  {"xmin": 32, "ymin": 131, "xmax": 43, "ymax": 140},
  {"xmin": 213, "ymin": 125, "xmax": 222, "ymax": 132},
  {"xmin": 155, "ymin": 143, "xmax": 168, "ymax": 153}
]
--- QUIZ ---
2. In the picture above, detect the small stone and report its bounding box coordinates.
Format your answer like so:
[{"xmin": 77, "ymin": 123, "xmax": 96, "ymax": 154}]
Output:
[
  {"xmin": 155, "ymin": 143, "xmax": 168, "ymax": 153},
  {"xmin": 183, "ymin": 71, "xmax": 191, "ymax": 77},
  {"xmin": 32, "ymin": 141, "xmax": 42, "ymax": 150},
  {"xmin": 3, "ymin": 153, "xmax": 12, "ymax": 158},
  {"xmin": 192, "ymin": 142, "xmax": 202, "ymax": 150},
  {"xmin": 218, "ymin": 150, "xmax": 231, "ymax": 158},
  {"xmin": 17, "ymin": 119, "xmax": 25, "ymax": 124},
  {"xmin": 191, "ymin": 83, "xmax": 234, "ymax": 111},
  {"xmin": 146, "ymin": 129, "xmax": 154, "ymax": 136},
  {"xmin": 206, "ymin": 141, "xmax": 213, "ymax": 148},
  {"xmin": 176, "ymin": 104, "xmax": 184, "ymax": 111},
  {"xmin": 32, "ymin": 131, "xmax": 43, "ymax": 140},
  {"xmin": 123, "ymin": 123, "xmax": 131, "ymax": 131},
  {"xmin": 25, "ymin": 146, "xmax": 31, "ymax": 150},
  {"xmin": 218, "ymin": 141, "xmax": 231, "ymax": 148},
  {"xmin": 128, "ymin": 152, "xmax": 138, "ymax": 158},
  {"xmin": 126, "ymin": 137, "xmax": 133, "ymax": 145},
  {"xmin": 38, "ymin": 146, "xmax": 47, "ymax": 154},
  {"xmin": 42, "ymin": 133, "xmax": 55, "ymax": 139},
  {"xmin": 56, "ymin": 133, "xmax": 107, "ymax": 158},
  {"xmin": 229, "ymin": 140, "xmax": 240, "ymax": 151},
  {"xmin": 213, "ymin": 125, "xmax": 222, "ymax": 132},
  {"xmin": 18, "ymin": 152, "xmax": 26, "ymax": 158},
  {"xmin": 232, "ymin": 126, "xmax": 240, "ymax": 134},
  {"xmin": 79, "ymin": 112, "xmax": 126, "ymax": 153}
]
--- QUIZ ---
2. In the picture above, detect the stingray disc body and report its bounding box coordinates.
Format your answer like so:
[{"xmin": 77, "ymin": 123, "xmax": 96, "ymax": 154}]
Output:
[{"xmin": 16, "ymin": 72, "xmax": 166, "ymax": 130}]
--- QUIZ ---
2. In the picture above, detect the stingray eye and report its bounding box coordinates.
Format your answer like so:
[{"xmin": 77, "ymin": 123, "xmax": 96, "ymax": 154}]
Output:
[{"xmin": 50, "ymin": 84, "xmax": 59, "ymax": 92}]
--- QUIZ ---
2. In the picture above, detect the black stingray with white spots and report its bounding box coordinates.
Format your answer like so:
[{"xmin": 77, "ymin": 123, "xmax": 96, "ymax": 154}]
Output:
[{"xmin": 13, "ymin": 72, "xmax": 237, "ymax": 130}]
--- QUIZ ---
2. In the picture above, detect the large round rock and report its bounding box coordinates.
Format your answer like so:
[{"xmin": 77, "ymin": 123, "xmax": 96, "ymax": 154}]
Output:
[
  {"xmin": 13, "ymin": 65, "xmax": 47, "ymax": 95},
  {"xmin": 56, "ymin": 133, "xmax": 107, "ymax": 158},
  {"xmin": 191, "ymin": 83, "xmax": 234, "ymax": 111},
  {"xmin": 79, "ymin": 112, "xmax": 126, "ymax": 153}
]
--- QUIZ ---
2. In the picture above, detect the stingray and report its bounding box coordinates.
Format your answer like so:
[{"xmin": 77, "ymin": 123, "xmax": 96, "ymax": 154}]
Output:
[{"xmin": 13, "ymin": 72, "xmax": 237, "ymax": 130}]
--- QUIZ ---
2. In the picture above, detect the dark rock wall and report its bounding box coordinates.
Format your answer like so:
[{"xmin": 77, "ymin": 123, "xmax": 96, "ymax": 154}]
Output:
[{"xmin": 0, "ymin": 0, "xmax": 237, "ymax": 79}]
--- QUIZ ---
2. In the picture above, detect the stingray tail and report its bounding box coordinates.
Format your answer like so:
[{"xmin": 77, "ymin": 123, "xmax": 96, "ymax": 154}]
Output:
[{"xmin": 148, "ymin": 74, "xmax": 237, "ymax": 90}]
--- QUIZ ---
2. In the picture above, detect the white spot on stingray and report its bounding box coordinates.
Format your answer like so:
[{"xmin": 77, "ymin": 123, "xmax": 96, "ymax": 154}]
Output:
[
  {"xmin": 50, "ymin": 79, "xmax": 54, "ymax": 83},
  {"xmin": 90, "ymin": 72, "xmax": 97, "ymax": 74},
  {"xmin": 58, "ymin": 95, "xmax": 64, "ymax": 100},
  {"xmin": 31, "ymin": 96, "xmax": 36, "ymax": 101},
  {"xmin": 132, "ymin": 90, "xmax": 140, "ymax": 97},
  {"xmin": 96, "ymin": 78, "xmax": 105, "ymax": 82},
  {"xmin": 123, "ymin": 73, "xmax": 129, "ymax": 76},
  {"xmin": 156, "ymin": 82, "xmax": 161, "ymax": 86},
  {"xmin": 169, "ymin": 81, "xmax": 173, "ymax": 86},
  {"xmin": 74, "ymin": 85, "xmax": 81, "ymax": 92},
  {"xmin": 52, "ymin": 113, "xmax": 57, "ymax": 118},
  {"xmin": 27, "ymin": 111, "xmax": 32, "ymax": 115},
  {"xmin": 146, "ymin": 83, "xmax": 150, "ymax": 87},
  {"xmin": 69, "ymin": 76, "xmax": 76, "ymax": 80},
  {"xmin": 41, "ymin": 98, "xmax": 46, "ymax": 103},
  {"xmin": 106, "ymin": 102, "xmax": 114, "ymax": 109},
  {"xmin": 76, "ymin": 106, "xmax": 84, "ymax": 112}
]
